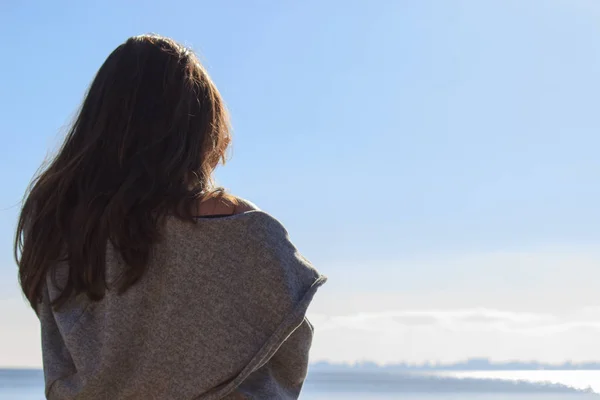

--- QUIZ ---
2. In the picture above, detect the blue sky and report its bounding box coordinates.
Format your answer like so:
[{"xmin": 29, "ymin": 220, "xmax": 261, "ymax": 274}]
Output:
[{"xmin": 2, "ymin": 0, "xmax": 600, "ymax": 367}]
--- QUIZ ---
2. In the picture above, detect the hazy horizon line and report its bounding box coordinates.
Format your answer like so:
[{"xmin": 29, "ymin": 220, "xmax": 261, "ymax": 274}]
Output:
[{"xmin": 310, "ymin": 358, "xmax": 600, "ymax": 370}]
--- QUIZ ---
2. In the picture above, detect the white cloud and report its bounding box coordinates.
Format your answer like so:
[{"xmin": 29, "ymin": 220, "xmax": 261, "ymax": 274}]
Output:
[
  {"xmin": 310, "ymin": 308, "xmax": 558, "ymax": 333},
  {"xmin": 309, "ymin": 246, "xmax": 600, "ymax": 364},
  {"xmin": 307, "ymin": 307, "xmax": 600, "ymax": 365}
]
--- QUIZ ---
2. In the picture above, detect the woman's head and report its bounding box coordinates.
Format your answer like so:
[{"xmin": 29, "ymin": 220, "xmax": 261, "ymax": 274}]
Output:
[
  {"xmin": 72, "ymin": 34, "xmax": 230, "ymax": 186},
  {"xmin": 16, "ymin": 34, "xmax": 232, "ymax": 309}
]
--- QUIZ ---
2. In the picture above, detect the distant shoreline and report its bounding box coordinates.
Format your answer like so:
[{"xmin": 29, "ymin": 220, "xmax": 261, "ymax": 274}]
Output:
[{"xmin": 310, "ymin": 358, "xmax": 600, "ymax": 371}]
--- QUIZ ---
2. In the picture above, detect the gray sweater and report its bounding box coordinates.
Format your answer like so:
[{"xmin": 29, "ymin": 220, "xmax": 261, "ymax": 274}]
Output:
[{"xmin": 38, "ymin": 211, "xmax": 326, "ymax": 399}]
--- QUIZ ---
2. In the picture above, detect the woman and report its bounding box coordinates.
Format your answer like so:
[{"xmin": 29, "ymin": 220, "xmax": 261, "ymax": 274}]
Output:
[{"xmin": 15, "ymin": 34, "xmax": 325, "ymax": 399}]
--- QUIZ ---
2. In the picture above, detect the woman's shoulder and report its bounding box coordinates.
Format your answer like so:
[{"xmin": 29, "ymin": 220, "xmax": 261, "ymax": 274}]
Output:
[
  {"xmin": 187, "ymin": 194, "xmax": 287, "ymax": 238},
  {"xmin": 194, "ymin": 196, "xmax": 289, "ymax": 242},
  {"xmin": 195, "ymin": 195, "xmax": 260, "ymax": 217}
]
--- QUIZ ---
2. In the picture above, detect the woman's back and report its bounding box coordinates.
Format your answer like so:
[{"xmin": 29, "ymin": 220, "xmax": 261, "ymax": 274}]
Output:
[{"xmin": 40, "ymin": 211, "xmax": 325, "ymax": 399}]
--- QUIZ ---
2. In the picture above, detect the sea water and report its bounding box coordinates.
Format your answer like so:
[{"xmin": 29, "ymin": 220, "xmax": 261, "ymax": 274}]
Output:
[{"xmin": 1, "ymin": 369, "xmax": 599, "ymax": 399}]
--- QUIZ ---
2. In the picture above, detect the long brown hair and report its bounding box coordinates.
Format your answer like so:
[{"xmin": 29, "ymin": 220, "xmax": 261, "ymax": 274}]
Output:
[{"xmin": 15, "ymin": 34, "xmax": 232, "ymax": 310}]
